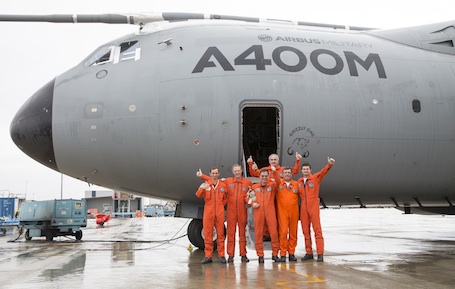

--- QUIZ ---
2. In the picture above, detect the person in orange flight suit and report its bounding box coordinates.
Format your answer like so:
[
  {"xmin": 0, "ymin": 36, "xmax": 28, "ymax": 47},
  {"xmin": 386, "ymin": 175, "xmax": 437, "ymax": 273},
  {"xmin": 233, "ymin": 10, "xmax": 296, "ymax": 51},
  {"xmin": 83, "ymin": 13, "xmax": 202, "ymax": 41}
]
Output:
[
  {"xmin": 298, "ymin": 157, "xmax": 335, "ymax": 263},
  {"xmin": 247, "ymin": 152, "xmax": 302, "ymax": 178},
  {"xmin": 247, "ymin": 152, "xmax": 302, "ymax": 241},
  {"xmin": 195, "ymin": 166, "xmax": 228, "ymax": 264},
  {"xmin": 197, "ymin": 164, "xmax": 253, "ymax": 263},
  {"xmin": 248, "ymin": 166, "xmax": 281, "ymax": 263},
  {"xmin": 276, "ymin": 167, "xmax": 299, "ymax": 262}
]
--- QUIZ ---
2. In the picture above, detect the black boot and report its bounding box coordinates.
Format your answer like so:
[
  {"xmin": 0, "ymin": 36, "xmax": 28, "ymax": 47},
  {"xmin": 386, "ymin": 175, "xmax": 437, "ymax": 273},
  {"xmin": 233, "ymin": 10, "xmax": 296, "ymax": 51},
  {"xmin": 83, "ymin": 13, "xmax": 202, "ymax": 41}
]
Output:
[
  {"xmin": 301, "ymin": 254, "xmax": 314, "ymax": 261},
  {"xmin": 201, "ymin": 257, "xmax": 212, "ymax": 264}
]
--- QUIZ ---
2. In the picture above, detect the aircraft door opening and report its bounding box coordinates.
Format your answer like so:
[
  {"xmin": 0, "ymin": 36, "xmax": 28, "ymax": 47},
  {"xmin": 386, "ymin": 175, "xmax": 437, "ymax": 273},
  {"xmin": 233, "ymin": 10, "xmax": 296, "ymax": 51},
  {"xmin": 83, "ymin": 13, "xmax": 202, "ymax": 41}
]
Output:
[{"xmin": 241, "ymin": 105, "xmax": 281, "ymax": 176}]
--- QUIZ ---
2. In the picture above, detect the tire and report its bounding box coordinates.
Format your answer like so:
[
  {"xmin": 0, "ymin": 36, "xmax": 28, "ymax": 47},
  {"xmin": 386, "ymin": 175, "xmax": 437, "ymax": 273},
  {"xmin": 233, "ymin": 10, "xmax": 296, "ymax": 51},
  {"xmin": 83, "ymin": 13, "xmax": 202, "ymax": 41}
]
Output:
[
  {"xmin": 187, "ymin": 219, "xmax": 204, "ymax": 249},
  {"xmin": 25, "ymin": 229, "xmax": 32, "ymax": 241},
  {"xmin": 45, "ymin": 230, "xmax": 54, "ymax": 242},
  {"xmin": 75, "ymin": 230, "xmax": 83, "ymax": 240},
  {"xmin": 187, "ymin": 219, "xmax": 226, "ymax": 250}
]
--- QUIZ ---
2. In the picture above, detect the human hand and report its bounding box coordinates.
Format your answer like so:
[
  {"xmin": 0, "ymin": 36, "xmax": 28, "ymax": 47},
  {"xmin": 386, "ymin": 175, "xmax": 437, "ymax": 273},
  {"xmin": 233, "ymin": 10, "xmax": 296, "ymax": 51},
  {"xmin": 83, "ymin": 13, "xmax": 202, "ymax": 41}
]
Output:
[
  {"xmin": 328, "ymin": 157, "xmax": 335, "ymax": 165},
  {"xmin": 247, "ymin": 156, "xmax": 253, "ymax": 163},
  {"xmin": 271, "ymin": 165, "xmax": 276, "ymax": 172},
  {"xmin": 296, "ymin": 152, "xmax": 302, "ymax": 160},
  {"xmin": 196, "ymin": 169, "xmax": 202, "ymax": 177},
  {"xmin": 252, "ymin": 163, "xmax": 258, "ymax": 170},
  {"xmin": 252, "ymin": 203, "xmax": 260, "ymax": 209}
]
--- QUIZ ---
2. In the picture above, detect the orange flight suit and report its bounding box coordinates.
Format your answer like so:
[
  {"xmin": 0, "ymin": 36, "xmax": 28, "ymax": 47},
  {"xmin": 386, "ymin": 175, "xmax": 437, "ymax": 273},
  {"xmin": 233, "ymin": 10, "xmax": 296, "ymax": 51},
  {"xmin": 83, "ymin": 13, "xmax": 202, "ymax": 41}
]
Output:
[
  {"xmin": 248, "ymin": 159, "xmax": 300, "ymax": 239},
  {"xmin": 248, "ymin": 170, "xmax": 280, "ymax": 257},
  {"xmin": 297, "ymin": 163, "xmax": 333, "ymax": 255},
  {"xmin": 248, "ymin": 159, "xmax": 301, "ymax": 178},
  {"xmin": 200, "ymin": 174, "xmax": 253, "ymax": 258},
  {"xmin": 276, "ymin": 179, "xmax": 299, "ymax": 257},
  {"xmin": 196, "ymin": 179, "xmax": 228, "ymax": 258}
]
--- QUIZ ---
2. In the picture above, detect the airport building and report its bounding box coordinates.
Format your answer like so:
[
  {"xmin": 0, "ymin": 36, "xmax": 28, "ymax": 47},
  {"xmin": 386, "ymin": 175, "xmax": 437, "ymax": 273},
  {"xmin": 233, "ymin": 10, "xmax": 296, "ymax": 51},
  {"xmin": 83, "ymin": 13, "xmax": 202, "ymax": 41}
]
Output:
[{"xmin": 84, "ymin": 190, "xmax": 142, "ymax": 217}]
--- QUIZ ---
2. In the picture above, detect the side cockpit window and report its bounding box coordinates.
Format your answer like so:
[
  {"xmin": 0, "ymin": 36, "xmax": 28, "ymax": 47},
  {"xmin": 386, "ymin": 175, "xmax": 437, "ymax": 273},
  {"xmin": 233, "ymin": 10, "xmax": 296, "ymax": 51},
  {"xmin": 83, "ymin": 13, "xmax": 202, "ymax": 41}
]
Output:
[
  {"xmin": 85, "ymin": 46, "xmax": 115, "ymax": 66},
  {"xmin": 85, "ymin": 41, "xmax": 141, "ymax": 67},
  {"xmin": 119, "ymin": 41, "xmax": 140, "ymax": 62}
]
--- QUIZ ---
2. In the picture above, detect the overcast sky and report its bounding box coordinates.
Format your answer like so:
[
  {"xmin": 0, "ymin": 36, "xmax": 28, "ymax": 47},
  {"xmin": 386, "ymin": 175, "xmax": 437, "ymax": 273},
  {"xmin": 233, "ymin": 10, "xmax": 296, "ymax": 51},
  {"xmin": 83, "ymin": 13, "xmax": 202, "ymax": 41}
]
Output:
[{"xmin": 1, "ymin": 0, "xmax": 454, "ymax": 201}]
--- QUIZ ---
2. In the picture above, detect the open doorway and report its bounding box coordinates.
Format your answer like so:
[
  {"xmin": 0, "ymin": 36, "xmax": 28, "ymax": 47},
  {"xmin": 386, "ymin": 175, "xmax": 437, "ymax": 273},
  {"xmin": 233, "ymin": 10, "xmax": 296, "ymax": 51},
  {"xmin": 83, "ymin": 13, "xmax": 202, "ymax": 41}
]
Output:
[{"xmin": 241, "ymin": 104, "xmax": 281, "ymax": 175}]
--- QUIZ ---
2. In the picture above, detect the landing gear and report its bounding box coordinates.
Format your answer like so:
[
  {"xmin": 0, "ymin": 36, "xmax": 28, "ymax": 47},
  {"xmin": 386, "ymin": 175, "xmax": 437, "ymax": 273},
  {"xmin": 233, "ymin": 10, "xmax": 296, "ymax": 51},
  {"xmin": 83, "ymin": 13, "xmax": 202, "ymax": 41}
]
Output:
[
  {"xmin": 187, "ymin": 219, "xmax": 226, "ymax": 250},
  {"xmin": 187, "ymin": 219, "xmax": 204, "ymax": 249}
]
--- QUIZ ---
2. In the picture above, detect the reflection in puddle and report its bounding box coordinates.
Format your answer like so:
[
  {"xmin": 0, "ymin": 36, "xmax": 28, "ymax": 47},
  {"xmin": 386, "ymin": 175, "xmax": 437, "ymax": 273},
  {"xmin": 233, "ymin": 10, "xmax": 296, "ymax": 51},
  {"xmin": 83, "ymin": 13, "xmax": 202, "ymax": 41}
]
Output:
[
  {"xmin": 41, "ymin": 252, "xmax": 86, "ymax": 280},
  {"xmin": 112, "ymin": 242, "xmax": 135, "ymax": 265}
]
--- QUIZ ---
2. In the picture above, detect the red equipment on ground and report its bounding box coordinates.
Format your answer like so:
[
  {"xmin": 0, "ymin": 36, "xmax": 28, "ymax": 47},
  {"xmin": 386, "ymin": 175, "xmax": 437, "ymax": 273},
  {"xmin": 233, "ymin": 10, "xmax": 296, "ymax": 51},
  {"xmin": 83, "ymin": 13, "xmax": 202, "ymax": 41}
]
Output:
[{"xmin": 95, "ymin": 213, "xmax": 110, "ymax": 226}]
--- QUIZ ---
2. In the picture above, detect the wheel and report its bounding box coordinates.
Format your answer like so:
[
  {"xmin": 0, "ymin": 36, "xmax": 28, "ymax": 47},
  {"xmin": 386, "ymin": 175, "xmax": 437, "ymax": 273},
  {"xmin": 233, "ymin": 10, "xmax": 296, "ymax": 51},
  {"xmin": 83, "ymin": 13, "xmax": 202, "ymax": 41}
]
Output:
[
  {"xmin": 25, "ymin": 229, "xmax": 32, "ymax": 241},
  {"xmin": 45, "ymin": 230, "xmax": 54, "ymax": 242},
  {"xmin": 75, "ymin": 230, "xmax": 83, "ymax": 240},
  {"xmin": 187, "ymin": 219, "xmax": 226, "ymax": 250},
  {"xmin": 187, "ymin": 219, "xmax": 204, "ymax": 249}
]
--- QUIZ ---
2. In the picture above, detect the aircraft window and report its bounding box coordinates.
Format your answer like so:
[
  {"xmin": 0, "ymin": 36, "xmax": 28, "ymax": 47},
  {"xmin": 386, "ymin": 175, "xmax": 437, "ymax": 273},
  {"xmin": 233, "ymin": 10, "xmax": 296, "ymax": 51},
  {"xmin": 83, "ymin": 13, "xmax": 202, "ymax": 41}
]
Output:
[
  {"xmin": 412, "ymin": 99, "xmax": 421, "ymax": 113},
  {"xmin": 117, "ymin": 41, "xmax": 140, "ymax": 62},
  {"xmin": 84, "ymin": 41, "xmax": 140, "ymax": 66},
  {"xmin": 120, "ymin": 41, "xmax": 138, "ymax": 54},
  {"xmin": 84, "ymin": 46, "xmax": 114, "ymax": 67}
]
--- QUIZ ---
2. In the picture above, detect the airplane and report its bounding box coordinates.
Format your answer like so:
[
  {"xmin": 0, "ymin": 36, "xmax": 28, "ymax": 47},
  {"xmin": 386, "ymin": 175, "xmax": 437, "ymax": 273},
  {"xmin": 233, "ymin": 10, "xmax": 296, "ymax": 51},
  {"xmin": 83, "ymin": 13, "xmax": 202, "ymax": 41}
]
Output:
[{"xmin": 2, "ymin": 12, "xmax": 455, "ymax": 248}]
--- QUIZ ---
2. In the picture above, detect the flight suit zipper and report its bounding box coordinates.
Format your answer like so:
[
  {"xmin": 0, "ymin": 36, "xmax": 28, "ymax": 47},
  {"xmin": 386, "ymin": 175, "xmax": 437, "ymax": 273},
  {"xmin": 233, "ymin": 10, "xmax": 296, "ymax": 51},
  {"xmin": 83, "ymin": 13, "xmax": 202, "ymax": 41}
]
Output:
[{"xmin": 304, "ymin": 182, "xmax": 309, "ymax": 214}]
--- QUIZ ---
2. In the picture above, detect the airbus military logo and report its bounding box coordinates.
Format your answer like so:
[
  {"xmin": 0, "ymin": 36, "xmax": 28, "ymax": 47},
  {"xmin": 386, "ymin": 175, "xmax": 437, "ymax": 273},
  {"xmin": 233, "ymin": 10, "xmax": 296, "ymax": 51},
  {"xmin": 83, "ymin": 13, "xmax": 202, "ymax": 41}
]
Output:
[
  {"xmin": 258, "ymin": 34, "xmax": 273, "ymax": 42},
  {"xmin": 192, "ymin": 44, "xmax": 387, "ymax": 78}
]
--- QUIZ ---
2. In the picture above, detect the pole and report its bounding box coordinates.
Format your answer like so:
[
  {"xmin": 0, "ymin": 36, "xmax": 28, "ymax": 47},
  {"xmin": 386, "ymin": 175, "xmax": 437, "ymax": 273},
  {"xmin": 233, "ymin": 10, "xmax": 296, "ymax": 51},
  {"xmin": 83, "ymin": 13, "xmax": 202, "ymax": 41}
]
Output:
[{"xmin": 60, "ymin": 174, "xmax": 63, "ymax": 200}]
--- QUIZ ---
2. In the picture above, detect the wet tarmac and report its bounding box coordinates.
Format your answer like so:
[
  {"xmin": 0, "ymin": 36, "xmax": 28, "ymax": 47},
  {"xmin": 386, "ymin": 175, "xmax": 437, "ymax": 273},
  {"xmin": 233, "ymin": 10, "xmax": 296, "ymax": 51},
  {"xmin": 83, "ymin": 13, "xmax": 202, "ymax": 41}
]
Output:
[{"xmin": 1, "ymin": 208, "xmax": 454, "ymax": 289}]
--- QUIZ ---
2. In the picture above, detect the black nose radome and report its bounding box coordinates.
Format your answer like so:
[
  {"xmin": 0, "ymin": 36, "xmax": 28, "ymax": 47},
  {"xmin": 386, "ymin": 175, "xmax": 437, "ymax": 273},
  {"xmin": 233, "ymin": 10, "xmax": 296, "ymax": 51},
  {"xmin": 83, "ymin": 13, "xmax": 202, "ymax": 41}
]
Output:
[{"xmin": 10, "ymin": 79, "xmax": 58, "ymax": 171}]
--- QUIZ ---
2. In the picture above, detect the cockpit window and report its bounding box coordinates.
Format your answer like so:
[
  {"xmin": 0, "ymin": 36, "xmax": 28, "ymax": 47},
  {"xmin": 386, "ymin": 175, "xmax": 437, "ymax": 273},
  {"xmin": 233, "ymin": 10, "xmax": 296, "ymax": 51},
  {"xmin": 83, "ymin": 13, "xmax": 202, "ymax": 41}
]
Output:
[
  {"xmin": 85, "ymin": 46, "xmax": 114, "ymax": 67},
  {"xmin": 85, "ymin": 41, "xmax": 141, "ymax": 67},
  {"xmin": 119, "ymin": 41, "xmax": 140, "ymax": 61}
]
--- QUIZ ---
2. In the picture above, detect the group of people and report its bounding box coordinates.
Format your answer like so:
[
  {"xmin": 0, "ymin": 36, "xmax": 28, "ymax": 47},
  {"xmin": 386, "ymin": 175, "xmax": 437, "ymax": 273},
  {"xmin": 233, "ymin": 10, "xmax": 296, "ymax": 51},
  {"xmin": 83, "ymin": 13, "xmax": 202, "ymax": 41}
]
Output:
[{"xmin": 195, "ymin": 153, "xmax": 335, "ymax": 264}]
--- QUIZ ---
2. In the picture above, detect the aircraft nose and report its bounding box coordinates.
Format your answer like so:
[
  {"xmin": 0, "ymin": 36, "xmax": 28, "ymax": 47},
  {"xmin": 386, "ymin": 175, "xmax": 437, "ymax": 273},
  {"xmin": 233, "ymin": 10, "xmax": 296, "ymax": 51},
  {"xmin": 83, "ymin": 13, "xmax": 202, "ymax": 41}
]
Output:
[{"xmin": 10, "ymin": 79, "xmax": 58, "ymax": 171}]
